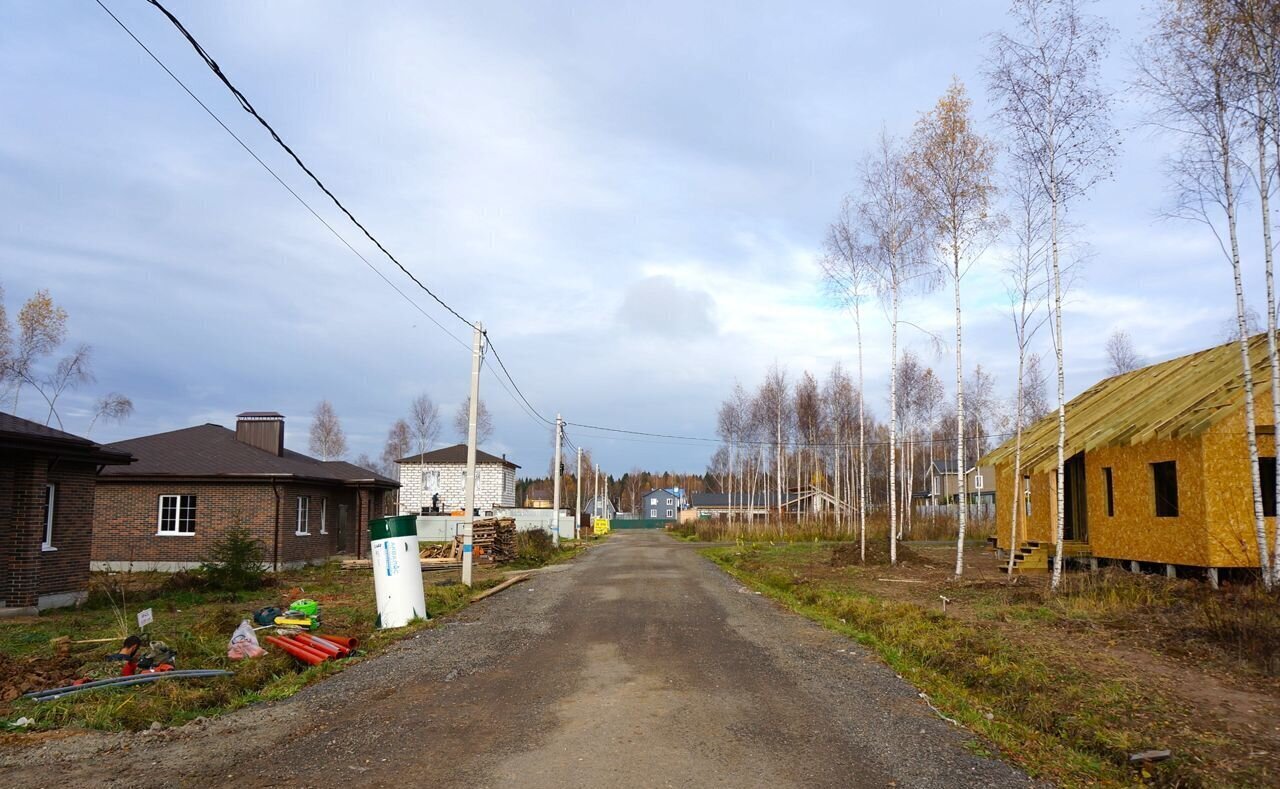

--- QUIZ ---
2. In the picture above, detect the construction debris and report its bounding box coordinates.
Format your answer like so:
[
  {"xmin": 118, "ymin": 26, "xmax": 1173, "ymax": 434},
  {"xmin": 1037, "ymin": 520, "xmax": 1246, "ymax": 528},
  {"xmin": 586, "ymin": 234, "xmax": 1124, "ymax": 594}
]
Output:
[{"xmin": 342, "ymin": 518, "xmax": 517, "ymax": 569}]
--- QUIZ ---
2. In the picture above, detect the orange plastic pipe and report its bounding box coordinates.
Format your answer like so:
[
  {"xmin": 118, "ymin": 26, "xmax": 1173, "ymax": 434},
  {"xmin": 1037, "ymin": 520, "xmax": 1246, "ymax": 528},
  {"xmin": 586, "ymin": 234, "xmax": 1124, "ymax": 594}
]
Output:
[
  {"xmin": 295, "ymin": 634, "xmax": 347, "ymax": 658},
  {"xmin": 313, "ymin": 634, "xmax": 359, "ymax": 650},
  {"xmin": 265, "ymin": 635, "xmax": 325, "ymax": 665}
]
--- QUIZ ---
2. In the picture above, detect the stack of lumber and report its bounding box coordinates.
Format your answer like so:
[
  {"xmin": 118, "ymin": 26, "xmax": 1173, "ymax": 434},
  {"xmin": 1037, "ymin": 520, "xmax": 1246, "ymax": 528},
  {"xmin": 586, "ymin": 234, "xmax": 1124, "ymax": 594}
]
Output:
[
  {"xmin": 455, "ymin": 518, "xmax": 516, "ymax": 563},
  {"xmin": 420, "ymin": 542, "xmax": 458, "ymax": 560}
]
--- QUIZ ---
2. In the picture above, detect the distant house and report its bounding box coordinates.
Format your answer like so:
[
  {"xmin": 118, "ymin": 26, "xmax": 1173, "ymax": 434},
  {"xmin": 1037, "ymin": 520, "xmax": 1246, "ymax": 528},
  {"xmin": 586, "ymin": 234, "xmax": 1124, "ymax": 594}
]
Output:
[
  {"xmin": 921, "ymin": 459, "xmax": 961, "ymax": 505},
  {"xmin": 395, "ymin": 443, "xmax": 517, "ymax": 516},
  {"xmin": 688, "ymin": 492, "xmax": 770, "ymax": 520},
  {"xmin": 581, "ymin": 495, "xmax": 616, "ymax": 520},
  {"xmin": 639, "ymin": 488, "xmax": 681, "ymax": 520},
  {"xmin": 984, "ymin": 334, "xmax": 1280, "ymax": 579},
  {"xmin": 92, "ymin": 412, "xmax": 397, "ymax": 571},
  {"xmin": 523, "ymin": 486, "xmax": 552, "ymax": 508},
  {"xmin": 1, "ymin": 413, "xmax": 133, "ymax": 612}
]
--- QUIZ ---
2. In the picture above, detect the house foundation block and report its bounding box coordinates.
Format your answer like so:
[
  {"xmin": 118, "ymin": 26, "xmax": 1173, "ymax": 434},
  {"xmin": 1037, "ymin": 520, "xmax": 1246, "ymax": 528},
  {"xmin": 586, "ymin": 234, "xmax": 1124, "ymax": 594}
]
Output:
[
  {"xmin": 1207, "ymin": 567, "xmax": 1219, "ymax": 589},
  {"xmin": 1165, "ymin": 564, "xmax": 1177, "ymax": 578},
  {"xmin": 1129, "ymin": 560, "xmax": 1141, "ymax": 574}
]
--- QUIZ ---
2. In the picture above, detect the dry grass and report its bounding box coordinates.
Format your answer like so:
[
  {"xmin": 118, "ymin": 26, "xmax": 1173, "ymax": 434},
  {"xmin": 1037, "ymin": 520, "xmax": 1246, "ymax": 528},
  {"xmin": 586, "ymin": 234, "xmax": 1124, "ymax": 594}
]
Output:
[
  {"xmin": 705, "ymin": 541, "xmax": 1280, "ymax": 787},
  {"xmin": 670, "ymin": 511, "xmax": 996, "ymax": 545}
]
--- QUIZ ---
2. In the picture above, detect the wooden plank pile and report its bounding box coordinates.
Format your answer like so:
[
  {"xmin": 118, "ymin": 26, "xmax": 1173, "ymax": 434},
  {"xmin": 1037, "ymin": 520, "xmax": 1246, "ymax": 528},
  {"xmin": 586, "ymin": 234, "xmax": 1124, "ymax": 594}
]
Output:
[
  {"xmin": 339, "ymin": 518, "xmax": 517, "ymax": 569},
  {"xmin": 463, "ymin": 518, "xmax": 517, "ymax": 562}
]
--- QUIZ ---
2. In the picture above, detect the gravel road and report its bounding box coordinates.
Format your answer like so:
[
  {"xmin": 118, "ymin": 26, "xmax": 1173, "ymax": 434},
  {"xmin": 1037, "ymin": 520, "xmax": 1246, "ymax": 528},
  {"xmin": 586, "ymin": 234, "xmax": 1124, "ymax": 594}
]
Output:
[{"xmin": 0, "ymin": 532, "xmax": 1034, "ymax": 788}]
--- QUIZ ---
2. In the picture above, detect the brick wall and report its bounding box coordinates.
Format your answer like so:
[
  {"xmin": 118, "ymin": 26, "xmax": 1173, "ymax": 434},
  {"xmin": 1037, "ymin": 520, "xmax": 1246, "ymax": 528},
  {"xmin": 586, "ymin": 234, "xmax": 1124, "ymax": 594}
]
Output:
[
  {"xmin": 1, "ymin": 452, "xmax": 100, "ymax": 610},
  {"xmin": 397, "ymin": 462, "xmax": 515, "ymax": 514},
  {"xmin": 93, "ymin": 479, "xmax": 381, "ymax": 570}
]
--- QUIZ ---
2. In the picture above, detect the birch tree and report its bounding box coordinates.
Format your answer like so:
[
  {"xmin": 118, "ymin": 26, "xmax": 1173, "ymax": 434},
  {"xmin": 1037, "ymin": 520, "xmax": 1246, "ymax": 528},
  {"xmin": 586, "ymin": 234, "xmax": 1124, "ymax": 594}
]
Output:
[
  {"xmin": 1004, "ymin": 163, "xmax": 1050, "ymax": 575},
  {"xmin": 453, "ymin": 395, "xmax": 494, "ymax": 444},
  {"xmin": 847, "ymin": 131, "xmax": 932, "ymax": 564},
  {"xmin": 907, "ymin": 79, "xmax": 1001, "ymax": 576},
  {"xmin": 409, "ymin": 393, "xmax": 441, "ymax": 455},
  {"xmin": 309, "ymin": 400, "xmax": 348, "ymax": 460},
  {"xmin": 1104, "ymin": 330, "xmax": 1142, "ymax": 374},
  {"xmin": 822, "ymin": 204, "xmax": 874, "ymax": 559},
  {"xmin": 1229, "ymin": 0, "xmax": 1280, "ymax": 580},
  {"xmin": 1137, "ymin": 0, "xmax": 1270, "ymax": 584},
  {"xmin": 989, "ymin": 0, "xmax": 1116, "ymax": 589}
]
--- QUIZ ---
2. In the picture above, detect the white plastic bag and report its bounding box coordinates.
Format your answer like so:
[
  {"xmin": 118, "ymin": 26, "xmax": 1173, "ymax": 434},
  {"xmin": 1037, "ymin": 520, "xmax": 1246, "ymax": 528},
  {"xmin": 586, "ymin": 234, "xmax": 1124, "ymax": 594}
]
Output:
[{"xmin": 228, "ymin": 619, "xmax": 266, "ymax": 660}]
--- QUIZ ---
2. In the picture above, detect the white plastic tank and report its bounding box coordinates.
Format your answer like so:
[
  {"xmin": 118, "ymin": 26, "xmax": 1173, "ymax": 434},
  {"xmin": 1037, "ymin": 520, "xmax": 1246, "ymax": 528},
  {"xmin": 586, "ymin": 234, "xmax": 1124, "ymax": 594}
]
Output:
[{"xmin": 369, "ymin": 515, "xmax": 428, "ymax": 629}]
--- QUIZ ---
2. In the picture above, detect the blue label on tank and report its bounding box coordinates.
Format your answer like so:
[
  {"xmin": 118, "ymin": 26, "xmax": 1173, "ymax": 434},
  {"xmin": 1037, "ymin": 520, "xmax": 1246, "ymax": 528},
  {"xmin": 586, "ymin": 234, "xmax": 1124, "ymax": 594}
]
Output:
[{"xmin": 463, "ymin": 544, "xmax": 473, "ymax": 553}]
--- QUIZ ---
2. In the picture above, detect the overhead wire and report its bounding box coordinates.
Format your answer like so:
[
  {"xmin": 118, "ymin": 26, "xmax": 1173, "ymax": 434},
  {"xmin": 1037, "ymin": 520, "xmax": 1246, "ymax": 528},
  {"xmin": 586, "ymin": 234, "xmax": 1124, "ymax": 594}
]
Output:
[
  {"xmin": 139, "ymin": 0, "xmax": 476, "ymax": 332},
  {"xmin": 93, "ymin": 0, "xmax": 472, "ymax": 356},
  {"xmin": 106, "ymin": 0, "xmax": 1016, "ymax": 462}
]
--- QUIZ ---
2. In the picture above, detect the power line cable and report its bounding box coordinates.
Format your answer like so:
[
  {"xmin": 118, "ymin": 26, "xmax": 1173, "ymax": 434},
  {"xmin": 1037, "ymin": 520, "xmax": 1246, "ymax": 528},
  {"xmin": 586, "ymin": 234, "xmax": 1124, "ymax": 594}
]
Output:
[
  {"xmin": 93, "ymin": 0, "xmax": 471, "ymax": 356},
  {"xmin": 139, "ymin": 0, "xmax": 475, "ymax": 331}
]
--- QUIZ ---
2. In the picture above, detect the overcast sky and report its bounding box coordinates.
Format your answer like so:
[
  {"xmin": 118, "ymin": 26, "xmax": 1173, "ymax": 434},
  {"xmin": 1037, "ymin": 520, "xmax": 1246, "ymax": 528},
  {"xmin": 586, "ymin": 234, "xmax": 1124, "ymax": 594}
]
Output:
[{"xmin": 0, "ymin": 1, "xmax": 1258, "ymax": 476}]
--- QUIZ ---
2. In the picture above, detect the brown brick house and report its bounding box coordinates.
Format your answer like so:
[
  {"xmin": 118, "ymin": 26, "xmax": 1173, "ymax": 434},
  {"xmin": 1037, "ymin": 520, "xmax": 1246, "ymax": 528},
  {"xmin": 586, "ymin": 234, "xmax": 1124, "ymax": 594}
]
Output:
[
  {"xmin": 92, "ymin": 412, "xmax": 396, "ymax": 571},
  {"xmin": 1, "ymin": 412, "xmax": 133, "ymax": 613}
]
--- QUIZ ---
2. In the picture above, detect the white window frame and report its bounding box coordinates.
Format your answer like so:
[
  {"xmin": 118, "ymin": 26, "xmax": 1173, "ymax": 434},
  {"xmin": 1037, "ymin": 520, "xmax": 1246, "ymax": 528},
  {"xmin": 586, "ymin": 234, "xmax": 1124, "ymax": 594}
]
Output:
[
  {"xmin": 319, "ymin": 498, "xmax": 328, "ymax": 534},
  {"xmin": 42, "ymin": 483, "xmax": 56, "ymax": 551},
  {"xmin": 666, "ymin": 497, "xmax": 673, "ymax": 505},
  {"xmin": 296, "ymin": 496, "xmax": 311, "ymax": 536},
  {"xmin": 650, "ymin": 497, "xmax": 657, "ymax": 505},
  {"xmin": 666, "ymin": 508, "xmax": 673, "ymax": 518},
  {"xmin": 157, "ymin": 494, "xmax": 196, "ymax": 536}
]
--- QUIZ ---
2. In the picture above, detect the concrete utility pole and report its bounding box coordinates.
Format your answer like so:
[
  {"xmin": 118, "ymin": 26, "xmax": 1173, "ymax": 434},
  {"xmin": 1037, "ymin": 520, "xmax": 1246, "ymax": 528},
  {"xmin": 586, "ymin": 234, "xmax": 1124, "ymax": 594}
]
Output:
[
  {"xmin": 552, "ymin": 413, "xmax": 562, "ymax": 548},
  {"xmin": 575, "ymin": 446, "xmax": 582, "ymax": 539},
  {"xmin": 461, "ymin": 321, "xmax": 484, "ymax": 588},
  {"xmin": 594, "ymin": 464, "xmax": 600, "ymax": 520}
]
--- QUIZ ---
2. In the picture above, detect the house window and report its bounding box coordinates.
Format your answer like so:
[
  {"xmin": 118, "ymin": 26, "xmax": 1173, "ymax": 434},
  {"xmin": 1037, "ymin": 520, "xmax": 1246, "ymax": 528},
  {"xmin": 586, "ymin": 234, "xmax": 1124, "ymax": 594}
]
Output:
[
  {"xmin": 973, "ymin": 474, "xmax": 984, "ymax": 491},
  {"xmin": 666, "ymin": 508, "xmax": 673, "ymax": 518},
  {"xmin": 296, "ymin": 496, "xmax": 311, "ymax": 535},
  {"xmin": 319, "ymin": 498, "xmax": 328, "ymax": 534},
  {"xmin": 666, "ymin": 497, "xmax": 673, "ymax": 505},
  {"xmin": 650, "ymin": 497, "xmax": 657, "ymax": 505},
  {"xmin": 1103, "ymin": 467, "xmax": 1115, "ymax": 517},
  {"xmin": 158, "ymin": 494, "xmax": 196, "ymax": 535},
  {"xmin": 1260, "ymin": 457, "xmax": 1277, "ymax": 518},
  {"xmin": 42, "ymin": 484, "xmax": 56, "ymax": 550},
  {"xmin": 1152, "ymin": 461, "xmax": 1178, "ymax": 517}
]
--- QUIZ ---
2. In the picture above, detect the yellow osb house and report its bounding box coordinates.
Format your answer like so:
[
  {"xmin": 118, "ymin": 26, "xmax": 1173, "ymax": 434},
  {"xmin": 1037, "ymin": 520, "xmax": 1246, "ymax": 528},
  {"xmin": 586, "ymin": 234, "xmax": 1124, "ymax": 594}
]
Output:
[{"xmin": 984, "ymin": 334, "xmax": 1278, "ymax": 579}]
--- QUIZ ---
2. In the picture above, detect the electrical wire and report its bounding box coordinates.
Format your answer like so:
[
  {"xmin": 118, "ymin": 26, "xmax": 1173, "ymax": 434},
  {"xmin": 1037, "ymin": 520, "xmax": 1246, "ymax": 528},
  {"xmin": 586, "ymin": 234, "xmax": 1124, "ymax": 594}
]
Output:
[
  {"xmin": 93, "ymin": 0, "xmax": 471, "ymax": 355},
  {"xmin": 139, "ymin": 0, "xmax": 475, "ymax": 332}
]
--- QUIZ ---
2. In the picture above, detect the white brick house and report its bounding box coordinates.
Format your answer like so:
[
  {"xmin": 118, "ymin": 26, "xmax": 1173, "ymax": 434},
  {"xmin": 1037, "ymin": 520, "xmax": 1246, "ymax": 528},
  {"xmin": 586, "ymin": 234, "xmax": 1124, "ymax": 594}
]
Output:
[{"xmin": 395, "ymin": 444, "xmax": 518, "ymax": 515}]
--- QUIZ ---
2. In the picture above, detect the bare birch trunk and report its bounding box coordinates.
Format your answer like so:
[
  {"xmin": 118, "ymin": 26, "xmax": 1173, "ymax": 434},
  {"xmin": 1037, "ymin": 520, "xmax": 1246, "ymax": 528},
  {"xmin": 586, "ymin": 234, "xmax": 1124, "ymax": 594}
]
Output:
[
  {"xmin": 1050, "ymin": 175, "xmax": 1068, "ymax": 590},
  {"xmin": 1215, "ymin": 83, "xmax": 1272, "ymax": 586},
  {"xmin": 1007, "ymin": 351, "xmax": 1026, "ymax": 578},
  {"xmin": 1259, "ymin": 91, "xmax": 1280, "ymax": 583},
  {"xmin": 954, "ymin": 249, "xmax": 967, "ymax": 575},
  {"xmin": 889, "ymin": 289, "xmax": 899, "ymax": 565}
]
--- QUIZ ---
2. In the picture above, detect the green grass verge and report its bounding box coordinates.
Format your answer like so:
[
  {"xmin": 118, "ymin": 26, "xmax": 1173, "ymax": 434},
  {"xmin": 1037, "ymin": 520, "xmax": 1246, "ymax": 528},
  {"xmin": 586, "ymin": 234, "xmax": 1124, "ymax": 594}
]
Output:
[
  {"xmin": 1, "ymin": 564, "xmax": 494, "ymax": 732},
  {"xmin": 703, "ymin": 543, "xmax": 1215, "ymax": 788}
]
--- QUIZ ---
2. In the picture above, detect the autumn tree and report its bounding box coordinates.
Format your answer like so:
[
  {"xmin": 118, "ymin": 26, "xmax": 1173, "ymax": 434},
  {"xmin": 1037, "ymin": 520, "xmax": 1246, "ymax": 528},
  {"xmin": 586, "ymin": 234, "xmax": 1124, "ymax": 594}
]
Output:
[
  {"xmin": 1137, "ymin": 0, "xmax": 1270, "ymax": 583},
  {"xmin": 381, "ymin": 418, "xmax": 413, "ymax": 473},
  {"xmin": 308, "ymin": 400, "xmax": 348, "ymax": 460},
  {"xmin": 453, "ymin": 395, "xmax": 494, "ymax": 444},
  {"xmin": 1003, "ymin": 163, "xmax": 1050, "ymax": 574},
  {"xmin": 1104, "ymin": 330, "xmax": 1142, "ymax": 375},
  {"xmin": 906, "ymin": 78, "xmax": 1001, "ymax": 574},
  {"xmin": 409, "ymin": 393, "xmax": 441, "ymax": 455},
  {"xmin": 0, "ymin": 286, "xmax": 132, "ymax": 432},
  {"xmin": 838, "ymin": 131, "xmax": 933, "ymax": 564},
  {"xmin": 989, "ymin": 0, "xmax": 1116, "ymax": 589}
]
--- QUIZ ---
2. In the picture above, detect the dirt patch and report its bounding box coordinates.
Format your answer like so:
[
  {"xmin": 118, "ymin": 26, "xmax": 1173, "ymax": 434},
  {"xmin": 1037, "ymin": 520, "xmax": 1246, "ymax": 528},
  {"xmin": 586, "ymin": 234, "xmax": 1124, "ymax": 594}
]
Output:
[
  {"xmin": 0, "ymin": 653, "xmax": 86, "ymax": 710},
  {"xmin": 829, "ymin": 540, "xmax": 932, "ymax": 568}
]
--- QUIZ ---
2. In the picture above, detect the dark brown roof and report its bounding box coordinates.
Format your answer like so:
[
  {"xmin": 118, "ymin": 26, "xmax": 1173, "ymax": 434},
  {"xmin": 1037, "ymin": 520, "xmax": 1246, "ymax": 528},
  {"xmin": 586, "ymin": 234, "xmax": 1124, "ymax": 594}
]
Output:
[
  {"xmin": 0, "ymin": 412, "xmax": 134, "ymax": 465},
  {"xmin": 396, "ymin": 443, "xmax": 519, "ymax": 469},
  {"xmin": 100, "ymin": 423, "xmax": 396, "ymax": 487}
]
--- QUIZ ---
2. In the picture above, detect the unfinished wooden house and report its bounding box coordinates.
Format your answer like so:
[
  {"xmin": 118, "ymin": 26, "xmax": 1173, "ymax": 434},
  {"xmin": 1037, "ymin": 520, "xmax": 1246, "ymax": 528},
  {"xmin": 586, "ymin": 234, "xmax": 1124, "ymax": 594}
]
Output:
[{"xmin": 984, "ymin": 334, "xmax": 1277, "ymax": 579}]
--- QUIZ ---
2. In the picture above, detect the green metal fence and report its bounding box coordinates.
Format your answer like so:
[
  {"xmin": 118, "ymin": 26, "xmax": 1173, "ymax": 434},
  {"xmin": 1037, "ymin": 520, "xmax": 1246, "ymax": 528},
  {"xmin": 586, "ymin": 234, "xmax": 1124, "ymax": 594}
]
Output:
[{"xmin": 608, "ymin": 518, "xmax": 674, "ymax": 530}]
